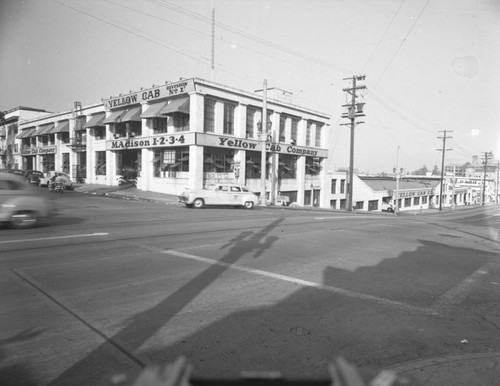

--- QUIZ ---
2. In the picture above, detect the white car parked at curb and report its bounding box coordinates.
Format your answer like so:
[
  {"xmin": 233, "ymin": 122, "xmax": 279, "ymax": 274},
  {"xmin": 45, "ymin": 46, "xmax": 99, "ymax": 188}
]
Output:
[{"xmin": 178, "ymin": 183, "xmax": 259, "ymax": 209}]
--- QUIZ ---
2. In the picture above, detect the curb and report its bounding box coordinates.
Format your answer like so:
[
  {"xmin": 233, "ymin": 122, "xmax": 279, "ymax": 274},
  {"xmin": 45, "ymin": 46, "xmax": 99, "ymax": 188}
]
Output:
[{"xmin": 387, "ymin": 350, "xmax": 500, "ymax": 375}]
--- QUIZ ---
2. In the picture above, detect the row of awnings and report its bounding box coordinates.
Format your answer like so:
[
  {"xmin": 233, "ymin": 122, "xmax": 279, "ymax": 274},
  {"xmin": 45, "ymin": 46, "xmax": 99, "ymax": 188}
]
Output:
[
  {"xmin": 16, "ymin": 97, "xmax": 190, "ymax": 138},
  {"xmin": 17, "ymin": 121, "xmax": 70, "ymax": 139}
]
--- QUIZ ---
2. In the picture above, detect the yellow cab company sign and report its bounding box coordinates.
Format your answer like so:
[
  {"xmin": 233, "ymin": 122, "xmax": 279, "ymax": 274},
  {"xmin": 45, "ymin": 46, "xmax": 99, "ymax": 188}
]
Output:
[
  {"xmin": 393, "ymin": 189, "xmax": 434, "ymax": 198},
  {"xmin": 103, "ymin": 79, "xmax": 195, "ymax": 110},
  {"xmin": 197, "ymin": 134, "xmax": 328, "ymax": 157},
  {"xmin": 106, "ymin": 133, "xmax": 195, "ymax": 150},
  {"xmin": 21, "ymin": 146, "xmax": 57, "ymax": 155}
]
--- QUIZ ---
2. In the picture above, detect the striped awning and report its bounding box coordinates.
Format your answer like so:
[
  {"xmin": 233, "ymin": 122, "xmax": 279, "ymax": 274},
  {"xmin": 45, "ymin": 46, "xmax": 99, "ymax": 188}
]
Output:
[
  {"xmin": 103, "ymin": 109, "xmax": 127, "ymax": 124},
  {"xmin": 161, "ymin": 97, "xmax": 190, "ymax": 115},
  {"xmin": 51, "ymin": 120, "xmax": 70, "ymax": 133},
  {"xmin": 37, "ymin": 123, "xmax": 55, "ymax": 136},
  {"xmin": 120, "ymin": 106, "xmax": 142, "ymax": 122},
  {"xmin": 141, "ymin": 102, "xmax": 168, "ymax": 119},
  {"xmin": 84, "ymin": 113, "xmax": 106, "ymax": 128},
  {"xmin": 17, "ymin": 127, "xmax": 36, "ymax": 139}
]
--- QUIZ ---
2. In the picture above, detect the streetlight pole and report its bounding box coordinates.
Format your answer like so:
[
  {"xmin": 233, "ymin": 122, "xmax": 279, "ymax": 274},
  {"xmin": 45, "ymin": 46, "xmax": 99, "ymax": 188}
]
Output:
[
  {"xmin": 393, "ymin": 146, "xmax": 401, "ymax": 215},
  {"xmin": 260, "ymin": 79, "xmax": 268, "ymax": 206}
]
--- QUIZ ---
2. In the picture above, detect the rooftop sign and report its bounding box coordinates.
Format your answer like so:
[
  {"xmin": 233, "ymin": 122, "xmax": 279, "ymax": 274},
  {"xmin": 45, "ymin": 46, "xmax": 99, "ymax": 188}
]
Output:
[{"xmin": 103, "ymin": 79, "xmax": 195, "ymax": 110}]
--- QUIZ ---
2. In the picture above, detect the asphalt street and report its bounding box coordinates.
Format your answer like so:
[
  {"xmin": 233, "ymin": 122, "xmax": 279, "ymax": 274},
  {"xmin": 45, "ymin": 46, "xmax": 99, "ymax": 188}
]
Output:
[{"xmin": 1, "ymin": 188, "xmax": 500, "ymax": 386}]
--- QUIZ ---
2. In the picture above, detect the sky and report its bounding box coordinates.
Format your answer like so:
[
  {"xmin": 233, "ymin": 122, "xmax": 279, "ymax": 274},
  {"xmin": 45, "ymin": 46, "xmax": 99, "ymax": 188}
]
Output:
[{"xmin": 1, "ymin": 0, "xmax": 499, "ymax": 174}]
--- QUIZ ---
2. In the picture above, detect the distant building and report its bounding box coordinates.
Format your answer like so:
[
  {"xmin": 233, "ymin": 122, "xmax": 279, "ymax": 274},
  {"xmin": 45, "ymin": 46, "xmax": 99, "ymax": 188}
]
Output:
[
  {"xmin": 325, "ymin": 172, "xmax": 497, "ymax": 211},
  {"xmin": 0, "ymin": 106, "xmax": 50, "ymax": 170}
]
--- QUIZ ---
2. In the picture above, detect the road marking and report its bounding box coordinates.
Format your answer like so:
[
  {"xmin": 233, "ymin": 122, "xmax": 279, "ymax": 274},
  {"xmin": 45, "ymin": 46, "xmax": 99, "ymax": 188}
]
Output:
[
  {"xmin": 0, "ymin": 232, "xmax": 109, "ymax": 245},
  {"xmin": 143, "ymin": 246, "xmax": 433, "ymax": 315},
  {"xmin": 431, "ymin": 259, "xmax": 500, "ymax": 313}
]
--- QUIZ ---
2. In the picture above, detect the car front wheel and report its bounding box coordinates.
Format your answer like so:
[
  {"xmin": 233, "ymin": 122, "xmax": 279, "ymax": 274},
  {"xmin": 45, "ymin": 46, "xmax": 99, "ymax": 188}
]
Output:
[
  {"xmin": 193, "ymin": 198, "xmax": 204, "ymax": 208},
  {"xmin": 10, "ymin": 211, "xmax": 38, "ymax": 229},
  {"xmin": 244, "ymin": 201, "xmax": 254, "ymax": 209}
]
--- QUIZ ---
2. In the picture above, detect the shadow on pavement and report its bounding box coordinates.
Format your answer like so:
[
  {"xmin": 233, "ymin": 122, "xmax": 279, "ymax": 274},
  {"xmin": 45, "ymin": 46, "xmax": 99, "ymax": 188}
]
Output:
[{"xmin": 48, "ymin": 218, "xmax": 285, "ymax": 386}]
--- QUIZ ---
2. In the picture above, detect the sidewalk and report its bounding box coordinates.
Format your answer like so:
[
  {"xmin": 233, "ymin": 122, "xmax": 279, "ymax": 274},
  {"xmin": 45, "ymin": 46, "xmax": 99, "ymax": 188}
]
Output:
[{"xmin": 73, "ymin": 183, "xmax": 180, "ymax": 205}]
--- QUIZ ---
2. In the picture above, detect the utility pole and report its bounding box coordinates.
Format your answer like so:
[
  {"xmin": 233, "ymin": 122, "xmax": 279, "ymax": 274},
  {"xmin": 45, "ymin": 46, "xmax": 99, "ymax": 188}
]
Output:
[
  {"xmin": 341, "ymin": 75, "xmax": 366, "ymax": 211},
  {"xmin": 437, "ymin": 130, "xmax": 453, "ymax": 211},
  {"xmin": 481, "ymin": 151, "xmax": 491, "ymax": 206},
  {"xmin": 259, "ymin": 79, "xmax": 268, "ymax": 206},
  {"xmin": 496, "ymin": 160, "xmax": 499, "ymax": 204},
  {"xmin": 211, "ymin": 0, "xmax": 215, "ymax": 81}
]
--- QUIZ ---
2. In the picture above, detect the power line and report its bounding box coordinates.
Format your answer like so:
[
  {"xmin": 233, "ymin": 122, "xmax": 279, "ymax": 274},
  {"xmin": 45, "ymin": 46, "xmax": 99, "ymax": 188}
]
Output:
[
  {"xmin": 149, "ymin": 0, "xmax": 354, "ymax": 75},
  {"xmin": 362, "ymin": 0, "xmax": 408, "ymax": 73},
  {"xmin": 374, "ymin": 0, "xmax": 432, "ymax": 87},
  {"xmin": 52, "ymin": 0, "xmax": 210, "ymax": 66}
]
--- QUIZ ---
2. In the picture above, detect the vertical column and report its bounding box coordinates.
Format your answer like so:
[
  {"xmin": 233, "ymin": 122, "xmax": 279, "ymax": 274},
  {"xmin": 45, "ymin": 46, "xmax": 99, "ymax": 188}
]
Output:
[
  {"xmin": 297, "ymin": 155, "xmax": 306, "ymax": 206},
  {"xmin": 214, "ymin": 100, "xmax": 224, "ymax": 135},
  {"xmin": 297, "ymin": 118, "xmax": 307, "ymax": 146},
  {"xmin": 235, "ymin": 103, "xmax": 247, "ymax": 138},
  {"xmin": 86, "ymin": 126, "xmax": 95, "ymax": 184},
  {"xmin": 140, "ymin": 103, "xmax": 151, "ymax": 190},
  {"xmin": 189, "ymin": 145, "xmax": 204, "ymax": 189},
  {"xmin": 189, "ymin": 92, "xmax": 205, "ymax": 133}
]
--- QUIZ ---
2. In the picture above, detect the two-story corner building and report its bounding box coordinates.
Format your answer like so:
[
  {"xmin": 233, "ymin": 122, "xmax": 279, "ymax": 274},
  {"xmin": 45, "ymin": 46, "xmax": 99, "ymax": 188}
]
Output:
[
  {"xmin": 17, "ymin": 78, "xmax": 331, "ymax": 206},
  {"xmin": 0, "ymin": 106, "xmax": 50, "ymax": 170}
]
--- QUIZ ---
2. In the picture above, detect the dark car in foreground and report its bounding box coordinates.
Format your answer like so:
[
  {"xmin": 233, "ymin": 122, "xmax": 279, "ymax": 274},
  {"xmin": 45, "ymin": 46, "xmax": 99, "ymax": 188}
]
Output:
[
  {"xmin": 0, "ymin": 172, "xmax": 54, "ymax": 228},
  {"xmin": 24, "ymin": 170, "xmax": 44, "ymax": 185}
]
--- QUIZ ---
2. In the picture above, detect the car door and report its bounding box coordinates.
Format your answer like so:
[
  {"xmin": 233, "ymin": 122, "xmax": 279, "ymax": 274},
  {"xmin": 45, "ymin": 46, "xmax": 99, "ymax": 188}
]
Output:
[
  {"xmin": 214, "ymin": 185, "xmax": 231, "ymax": 205},
  {"xmin": 229, "ymin": 185, "xmax": 242, "ymax": 205}
]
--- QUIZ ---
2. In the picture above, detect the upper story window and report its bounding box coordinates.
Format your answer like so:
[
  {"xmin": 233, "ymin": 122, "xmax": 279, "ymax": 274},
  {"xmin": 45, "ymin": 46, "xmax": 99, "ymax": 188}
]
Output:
[
  {"xmin": 306, "ymin": 122, "xmax": 311, "ymax": 146},
  {"xmin": 279, "ymin": 115, "xmax": 286, "ymax": 142},
  {"xmin": 315, "ymin": 124, "xmax": 323, "ymax": 147},
  {"xmin": 291, "ymin": 118, "xmax": 298, "ymax": 144},
  {"xmin": 223, "ymin": 102, "xmax": 236, "ymax": 135},
  {"xmin": 173, "ymin": 113, "xmax": 189, "ymax": 132},
  {"xmin": 152, "ymin": 117, "xmax": 168, "ymax": 134},
  {"xmin": 246, "ymin": 107, "xmax": 256, "ymax": 138},
  {"xmin": 204, "ymin": 98, "xmax": 216, "ymax": 133}
]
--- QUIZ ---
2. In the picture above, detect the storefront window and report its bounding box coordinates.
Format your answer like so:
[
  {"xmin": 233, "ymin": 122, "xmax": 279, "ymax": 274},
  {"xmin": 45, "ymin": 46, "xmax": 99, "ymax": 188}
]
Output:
[
  {"xmin": 204, "ymin": 147, "xmax": 234, "ymax": 173},
  {"xmin": 153, "ymin": 147, "xmax": 189, "ymax": 177},
  {"xmin": 245, "ymin": 151, "xmax": 263, "ymax": 179},
  {"xmin": 41, "ymin": 154, "xmax": 55, "ymax": 173},
  {"xmin": 278, "ymin": 154, "xmax": 296, "ymax": 179},
  {"xmin": 95, "ymin": 151, "xmax": 106, "ymax": 175},
  {"xmin": 305, "ymin": 157, "xmax": 321, "ymax": 175}
]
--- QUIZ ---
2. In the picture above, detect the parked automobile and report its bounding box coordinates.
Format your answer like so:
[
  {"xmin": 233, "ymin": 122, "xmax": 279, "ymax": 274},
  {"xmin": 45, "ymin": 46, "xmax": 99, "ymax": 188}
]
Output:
[
  {"xmin": 0, "ymin": 172, "xmax": 54, "ymax": 228},
  {"xmin": 8, "ymin": 169, "xmax": 25, "ymax": 177},
  {"xmin": 178, "ymin": 183, "xmax": 259, "ymax": 209},
  {"xmin": 24, "ymin": 170, "xmax": 44, "ymax": 185},
  {"xmin": 39, "ymin": 171, "xmax": 73, "ymax": 190}
]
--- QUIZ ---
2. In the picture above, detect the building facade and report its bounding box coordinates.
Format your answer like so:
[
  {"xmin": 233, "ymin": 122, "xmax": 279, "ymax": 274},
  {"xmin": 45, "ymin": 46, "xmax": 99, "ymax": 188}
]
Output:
[
  {"xmin": 14, "ymin": 78, "xmax": 331, "ymax": 206},
  {"xmin": 0, "ymin": 107, "xmax": 50, "ymax": 170}
]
